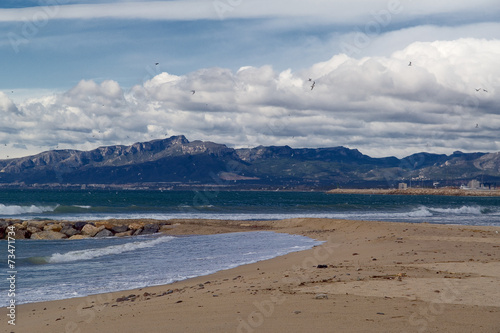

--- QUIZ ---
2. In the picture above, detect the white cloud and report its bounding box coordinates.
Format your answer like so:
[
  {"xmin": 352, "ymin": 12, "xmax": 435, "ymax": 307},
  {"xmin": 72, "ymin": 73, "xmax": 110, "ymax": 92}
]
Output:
[
  {"xmin": 1, "ymin": 38, "xmax": 500, "ymax": 159},
  {"xmin": 0, "ymin": 91, "xmax": 20, "ymax": 115}
]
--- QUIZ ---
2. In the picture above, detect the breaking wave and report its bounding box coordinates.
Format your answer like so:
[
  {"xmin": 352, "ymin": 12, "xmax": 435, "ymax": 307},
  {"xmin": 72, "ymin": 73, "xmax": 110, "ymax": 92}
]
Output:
[
  {"xmin": 0, "ymin": 203, "xmax": 58, "ymax": 215},
  {"xmin": 428, "ymin": 205, "xmax": 485, "ymax": 215},
  {"xmin": 36, "ymin": 236, "xmax": 175, "ymax": 264}
]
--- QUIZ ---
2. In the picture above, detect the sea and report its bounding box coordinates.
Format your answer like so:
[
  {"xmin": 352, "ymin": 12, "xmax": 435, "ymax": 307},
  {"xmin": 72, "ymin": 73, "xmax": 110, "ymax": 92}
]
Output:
[{"xmin": 1, "ymin": 189, "xmax": 499, "ymax": 305}]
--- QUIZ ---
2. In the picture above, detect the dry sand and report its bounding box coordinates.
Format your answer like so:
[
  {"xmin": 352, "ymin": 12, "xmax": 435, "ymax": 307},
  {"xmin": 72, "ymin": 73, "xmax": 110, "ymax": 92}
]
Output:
[{"xmin": 3, "ymin": 218, "xmax": 500, "ymax": 333}]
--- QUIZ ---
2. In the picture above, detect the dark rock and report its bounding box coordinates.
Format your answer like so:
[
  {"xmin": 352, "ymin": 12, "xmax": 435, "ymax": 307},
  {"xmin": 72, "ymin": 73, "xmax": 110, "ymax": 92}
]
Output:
[
  {"xmin": 317, "ymin": 264, "xmax": 328, "ymax": 268},
  {"xmin": 0, "ymin": 220, "xmax": 8, "ymax": 230},
  {"xmin": 60, "ymin": 225, "xmax": 80, "ymax": 237},
  {"xmin": 0, "ymin": 220, "xmax": 7, "ymax": 239},
  {"xmin": 14, "ymin": 229, "xmax": 29, "ymax": 239},
  {"xmin": 95, "ymin": 229, "xmax": 114, "ymax": 238},
  {"xmin": 74, "ymin": 222, "xmax": 87, "ymax": 230},
  {"xmin": 112, "ymin": 225, "xmax": 129, "ymax": 233},
  {"xmin": 142, "ymin": 223, "xmax": 159, "ymax": 234}
]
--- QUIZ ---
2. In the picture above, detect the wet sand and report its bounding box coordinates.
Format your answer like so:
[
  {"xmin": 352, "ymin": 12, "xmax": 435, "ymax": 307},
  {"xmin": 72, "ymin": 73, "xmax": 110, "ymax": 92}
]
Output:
[{"xmin": 3, "ymin": 218, "xmax": 500, "ymax": 332}]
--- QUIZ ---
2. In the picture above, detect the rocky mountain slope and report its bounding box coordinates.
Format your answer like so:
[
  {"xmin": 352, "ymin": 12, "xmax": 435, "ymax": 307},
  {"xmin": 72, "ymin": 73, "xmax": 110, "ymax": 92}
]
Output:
[{"xmin": 1, "ymin": 136, "xmax": 499, "ymax": 189}]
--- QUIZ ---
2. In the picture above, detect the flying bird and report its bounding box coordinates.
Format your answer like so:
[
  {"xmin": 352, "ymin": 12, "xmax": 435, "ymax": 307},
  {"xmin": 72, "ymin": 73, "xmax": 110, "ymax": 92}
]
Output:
[
  {"xmin": 155, "ymin": 62, "xmax": 159, "ymax": 66},
  {"xmin": 475, "ymin": 88, "xmax": 481, "ymax": 91},
  {"xmin": 408, "ymin": 61, "xmax": 412, "ymax": 66},
  {"xmin": 476, "ymin": 124, "xmax": 479, "ymax": 128},
  {"xmin": 191, "ymin": 90, "xmax": 196, "ymax": 94},
  {"xmin": 483, "ymin": 89, "xmax": 488, "ymax": 92},
  {"xmin": 310, "ymin": 81, "xmax": 316, "ymax": 90},
  {"xmin": 308, "ymin": 78, "xmax": 312, "ymax": 81}
]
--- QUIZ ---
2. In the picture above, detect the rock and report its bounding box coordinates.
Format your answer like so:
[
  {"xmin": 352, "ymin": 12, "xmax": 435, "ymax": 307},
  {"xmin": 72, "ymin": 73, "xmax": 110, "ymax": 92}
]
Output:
[
  {"xmin": 115, "ymin": 230, "xmax": 134, "ymax": 237},
  {"xmin": 317, "ymin": 264, "xmax": 328, "ymax": 268},
  {"xmin": 133, "ymin": 228, "xmax": 143, "ymax": 236},
  {"xmin": 27, "ymin": 220, "xmax": 47, "ymax": 228},
  {"xmin": 60, "ymin": 225, "xmax": 80, "ymax": 237},
  {"xmin": 30, "ymin": 231, "xmax": 67, "ymax": 240},
  {"xmin": 112, "ymin": 225, "xmax": 129, "ymax": 233},
  {"xmin": 142, "ymin": 224, "xmax": 159, "ymax": 234},
  {"xmin": 128, "ymin": 222, "xmax": 143, "ymax": 230},
  {"xmin": 81, "ymin": 224, "xmax": 104, "ymax": 237},
  {"xmin": 314, "ymin": 294, "xmax": 328, "ymax": 300},
  {"xmin": 68, "ymin": 234, "xmax": 90, "ymax": 240},
  {"xmin": 44, "ymin": 223, "xmax": 63, "ymax": 232},
  {"xmin": 95, "ymin": 221, "xmax": 114, "ymax": 230},
  {"xmin": 27, "ymin": 226, "xmax": 42, "ymax": 234},
  {"xmin": 95, "ymin": 229, "xmax": 114, "ymax": 238},
  {"xmin": 73, "ymin": 221, "xmax": 88, "ymax": 230},
  {"xmin": 14, "ymin": 223, "xmax": 26, "ymax": 230},
  {"xmin": 14, "ymin": 229, "xmax": 29, "ymax": 239},
  {"xmin": 0, "ymin": 221, "xmax": 7, "ymax": 239}
]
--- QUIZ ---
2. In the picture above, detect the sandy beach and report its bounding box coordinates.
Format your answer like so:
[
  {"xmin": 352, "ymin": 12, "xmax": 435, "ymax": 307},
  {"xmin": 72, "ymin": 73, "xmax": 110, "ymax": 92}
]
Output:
[{"xmin": 3, "ymin": 218, "xmax": 500, "ymax": 333}]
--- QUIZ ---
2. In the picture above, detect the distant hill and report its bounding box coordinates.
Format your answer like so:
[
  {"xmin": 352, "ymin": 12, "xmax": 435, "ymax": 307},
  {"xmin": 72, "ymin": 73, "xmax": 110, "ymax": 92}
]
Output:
[{"xmin": 1, "ymin": 135, "xmax": 499, "ymax": 189}]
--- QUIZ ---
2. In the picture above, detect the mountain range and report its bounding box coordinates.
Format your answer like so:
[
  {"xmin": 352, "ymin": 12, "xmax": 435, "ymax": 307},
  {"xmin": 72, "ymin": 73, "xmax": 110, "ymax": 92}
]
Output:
[{"xmin": 1, "ymin": 135, "xmax": 499, "ymax": 189}]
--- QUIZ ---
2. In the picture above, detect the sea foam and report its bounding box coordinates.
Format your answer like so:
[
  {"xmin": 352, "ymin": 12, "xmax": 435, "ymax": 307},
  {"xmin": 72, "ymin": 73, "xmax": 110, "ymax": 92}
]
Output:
[
  {"xmin": 0, "ymin": 203, "xmax": 57, "ymax": 215},
  {"xmin": 47, "ymin": 236, "xmax": 175, "ymax": 263}
]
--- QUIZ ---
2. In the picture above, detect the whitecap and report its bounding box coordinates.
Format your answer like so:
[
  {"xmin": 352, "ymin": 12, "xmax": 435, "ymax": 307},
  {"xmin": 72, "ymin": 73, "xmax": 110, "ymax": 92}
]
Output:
[
  {"xmin": 429, "ymin": 205, "xmax": 483, "ymax": 215},
  {"xmin": 47, "ymin": 236, "xmax": 175, "ymax": 264},
  {"xmin": 0, "ymin": 203, "xmax": 58, "ymax": 215}
]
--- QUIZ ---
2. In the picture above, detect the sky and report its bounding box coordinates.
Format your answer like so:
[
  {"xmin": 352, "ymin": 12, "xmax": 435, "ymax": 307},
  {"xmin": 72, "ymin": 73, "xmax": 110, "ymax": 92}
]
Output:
[{"xmin": 0, "ymin": 0, "xmax": 500, "ymax": 159}]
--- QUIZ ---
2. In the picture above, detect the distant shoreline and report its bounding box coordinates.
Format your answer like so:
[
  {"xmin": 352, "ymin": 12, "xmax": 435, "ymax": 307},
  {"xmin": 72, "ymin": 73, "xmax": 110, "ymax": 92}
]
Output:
[{"xmin": 328, "ymin": 187, "xmax": 500, "ymax": 196}]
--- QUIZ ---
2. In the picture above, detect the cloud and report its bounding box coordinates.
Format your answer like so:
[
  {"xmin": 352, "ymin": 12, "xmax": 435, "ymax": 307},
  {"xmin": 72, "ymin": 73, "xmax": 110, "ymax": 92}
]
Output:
[
  {"xmin": 0, "ymin": 0, "xmax": 498, "ymax": 23},
  {"xmin": 2, "ymin": 38, "xmax": 500, "ymax": 159},
  {"xmin": 0, "ymin": 91, "xmax": 20, "ymax": 115}
]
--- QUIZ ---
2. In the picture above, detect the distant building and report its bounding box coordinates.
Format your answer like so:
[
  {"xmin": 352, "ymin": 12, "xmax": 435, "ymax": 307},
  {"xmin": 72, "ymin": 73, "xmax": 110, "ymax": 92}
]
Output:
[
  {"xmin": 467, "ymin": 180, "xmax": 480, "ymax": 189},
  {"xmin": 398, "ymin": 183, "xmax": 408, "ymax": 190}
]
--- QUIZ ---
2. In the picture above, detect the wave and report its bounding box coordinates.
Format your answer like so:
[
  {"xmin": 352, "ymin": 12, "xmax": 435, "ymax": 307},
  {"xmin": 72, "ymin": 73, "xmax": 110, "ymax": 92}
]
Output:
[
  {"xmin": 72, "ymin": 205, "xmax": 91, "ymax": 209},
  {"xmin": 400, "ymin": 207, "xmax": 434, "ymax": 218},
  {"xmin": 0, "ymin": 203, "xmax": 58, "ymax": 215},
  {"xmin": 37, "ymin": 236, "xmax": 175, "ymax": 264},
  {"xmin": 428, "ymin": 205, "xmax": 485, "ymax": 215}
]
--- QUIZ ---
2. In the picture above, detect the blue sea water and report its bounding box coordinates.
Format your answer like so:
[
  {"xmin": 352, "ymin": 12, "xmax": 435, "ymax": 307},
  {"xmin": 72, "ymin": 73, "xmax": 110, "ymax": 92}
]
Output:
[
  {"xmin": 1, "ymin": 189, "xmax": 499, "ymax": 305},
  {"xmin": 3, "ymin": 231, "xmax": 320, "ymax": 305},
  {"xmin": 0, "ymin": 189, "xmax": 499, "ymax": 226}
]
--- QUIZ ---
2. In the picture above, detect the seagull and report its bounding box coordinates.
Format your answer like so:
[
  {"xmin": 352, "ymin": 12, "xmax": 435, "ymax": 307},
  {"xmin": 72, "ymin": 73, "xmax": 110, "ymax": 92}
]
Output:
[
  {"xmin": 191, "ymin": 90, "xmax": 196, "ymax": 94},
  {"xmin": 475, "ymin": 88, "xmax": 481, "ymax": 91},
  {"xmin": 310, "ymin": 81, "xmax": 316, "ymax": 90},
  {"xmin": 155, "ymin": 62, "xmax": 159, "ymax": 66},
  {"xmin": 483, "ymin": 89, "xmax": 488, "ymax": 92}
]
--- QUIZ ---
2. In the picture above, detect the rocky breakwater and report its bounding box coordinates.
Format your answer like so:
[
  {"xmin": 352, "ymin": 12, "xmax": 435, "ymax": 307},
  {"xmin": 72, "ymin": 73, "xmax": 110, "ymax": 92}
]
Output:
[{"xmin": 0, "ymin": 219, "xmax": 171, "ymax": 240}]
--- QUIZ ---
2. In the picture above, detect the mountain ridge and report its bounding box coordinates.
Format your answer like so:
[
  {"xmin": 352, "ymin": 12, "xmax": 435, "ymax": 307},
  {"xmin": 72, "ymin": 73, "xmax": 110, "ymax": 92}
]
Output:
[{"xmin": 1, "ymin": 136, "xmax": 499, "ymax": 189}]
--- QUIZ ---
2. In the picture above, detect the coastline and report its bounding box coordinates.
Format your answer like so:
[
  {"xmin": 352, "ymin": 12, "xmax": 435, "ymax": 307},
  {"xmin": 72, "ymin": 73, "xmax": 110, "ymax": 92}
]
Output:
[
  {"xmin": 3, "ymin": 218, "xmax": 500, "ymax": 332},
  {"xmin": 328, "ymin": 187, "xmax": 500, "ymax": 196}
]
